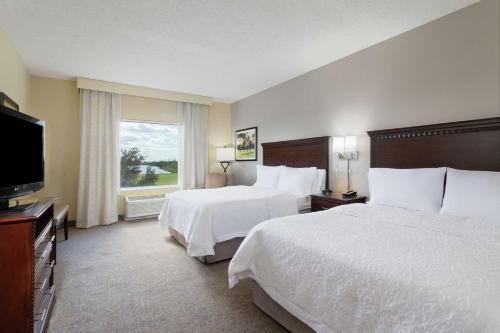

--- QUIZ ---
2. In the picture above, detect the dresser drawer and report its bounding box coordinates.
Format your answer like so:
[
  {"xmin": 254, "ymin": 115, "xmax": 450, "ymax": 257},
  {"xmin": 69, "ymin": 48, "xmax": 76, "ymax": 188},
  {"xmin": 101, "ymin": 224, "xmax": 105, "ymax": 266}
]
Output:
[
  {"xmin": 35, "ymin": 237, "xmax": 53, "ymax": 279},
  {"xmin": 34, "ymin": 261, "xmax": 53, "ymax": 315},
  {"xmin": 34, "ymin": 284, "xmax": 55, "ymax": 333},
  {"xmin": 35, "ymin": 220, "xmax": 52, "ymax": 251}
]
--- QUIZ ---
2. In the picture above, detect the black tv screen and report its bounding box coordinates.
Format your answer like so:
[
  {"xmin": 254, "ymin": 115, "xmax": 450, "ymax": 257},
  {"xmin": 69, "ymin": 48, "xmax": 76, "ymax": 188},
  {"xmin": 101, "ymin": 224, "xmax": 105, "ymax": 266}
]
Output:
[{"xmin": 0, "ymin": 106, "xmax": 44, "ymax": 199}]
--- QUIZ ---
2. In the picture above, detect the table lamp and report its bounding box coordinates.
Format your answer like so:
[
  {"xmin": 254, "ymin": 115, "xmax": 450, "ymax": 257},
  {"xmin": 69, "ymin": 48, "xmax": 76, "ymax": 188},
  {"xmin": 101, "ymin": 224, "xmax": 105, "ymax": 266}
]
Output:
[{"xmin": 216, "ymin": 147, "xmax": 235, "ymax": 173}]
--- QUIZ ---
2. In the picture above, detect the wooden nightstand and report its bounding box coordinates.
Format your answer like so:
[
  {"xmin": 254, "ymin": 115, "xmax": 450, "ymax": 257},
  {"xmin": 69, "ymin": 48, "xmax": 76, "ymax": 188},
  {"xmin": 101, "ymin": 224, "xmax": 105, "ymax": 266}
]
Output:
[{"xmin": 310, "ymin": 193, "xmax": 367, "ymax": 212}]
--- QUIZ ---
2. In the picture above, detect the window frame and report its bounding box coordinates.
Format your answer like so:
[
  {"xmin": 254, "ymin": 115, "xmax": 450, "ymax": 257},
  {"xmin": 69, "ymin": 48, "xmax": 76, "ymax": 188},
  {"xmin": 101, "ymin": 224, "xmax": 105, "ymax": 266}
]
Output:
[{"xmin": 119, "ymin": 119, "xmax": 180, "ymax": 191}]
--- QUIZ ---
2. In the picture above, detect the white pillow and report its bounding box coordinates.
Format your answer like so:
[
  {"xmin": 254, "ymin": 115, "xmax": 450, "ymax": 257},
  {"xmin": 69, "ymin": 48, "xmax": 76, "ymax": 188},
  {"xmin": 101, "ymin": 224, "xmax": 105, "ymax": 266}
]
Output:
[
  {"xmin": 278, "ymin": 166, "xmax": 317, "ymax": 196},
  {"xmin": 368, "ymin": 167, "xmax": 446, "ymax": 213},
  {"xmin": 253, "ymin": 165, "xmax": 282, "ymax": 189},
  {"xmin": 441, "ymin": 168, "xmax": 500, "ymax": 222},
  {"xmin": 311, "ymin": 169, "xmax": 326, "ymax": 194}
]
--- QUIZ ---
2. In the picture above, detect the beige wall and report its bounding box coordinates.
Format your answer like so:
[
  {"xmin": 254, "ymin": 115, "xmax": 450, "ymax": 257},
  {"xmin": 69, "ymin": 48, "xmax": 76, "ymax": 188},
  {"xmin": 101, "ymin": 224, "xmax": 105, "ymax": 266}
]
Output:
[
  {"xmin": 208, "ymin": 102, "xmax": 232, "ymax": 173},
  {"xmin": 231, "ymin": 0, "xmax": 500, "ymax": 194},
  {"xmin": 29, "ymin": 77, "xmax": 80, "ymax": 219},
  {"xmin": 122, "ymin": 95, "xmax": 177, "ymax": 123},
  {"xmin": 0, "ymin": 29, "xmax": 31, "ymax": 114},
  {"xmin": 78, "ymin": 78, "xmax": 212, "ymax": 106}
]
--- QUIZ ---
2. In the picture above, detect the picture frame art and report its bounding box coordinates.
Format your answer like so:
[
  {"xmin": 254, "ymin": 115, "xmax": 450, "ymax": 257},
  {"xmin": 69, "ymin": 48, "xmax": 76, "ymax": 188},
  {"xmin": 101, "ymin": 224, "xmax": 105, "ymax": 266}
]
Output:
[{"xmin": 235, "ymin": 127, "xmax": 257, "ymax": 161}]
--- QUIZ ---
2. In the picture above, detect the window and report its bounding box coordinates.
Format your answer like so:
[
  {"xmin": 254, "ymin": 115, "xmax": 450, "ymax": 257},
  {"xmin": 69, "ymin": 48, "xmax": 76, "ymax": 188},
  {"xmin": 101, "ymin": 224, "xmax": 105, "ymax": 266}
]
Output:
[{"xmin": 120, "ymin": 120, "xmax": 179, "ymax": 189}]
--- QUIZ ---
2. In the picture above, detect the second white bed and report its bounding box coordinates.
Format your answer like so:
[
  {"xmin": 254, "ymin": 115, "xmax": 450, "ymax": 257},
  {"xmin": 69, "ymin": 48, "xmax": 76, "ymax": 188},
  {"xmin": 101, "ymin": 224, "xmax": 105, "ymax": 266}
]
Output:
[
  {"xmin": 229, "ymin": 203, "xmax": 500, "ymax": 332},
  {"xmin": 159, "ymin": 185, "xmax": 299, "ymax": 257}
]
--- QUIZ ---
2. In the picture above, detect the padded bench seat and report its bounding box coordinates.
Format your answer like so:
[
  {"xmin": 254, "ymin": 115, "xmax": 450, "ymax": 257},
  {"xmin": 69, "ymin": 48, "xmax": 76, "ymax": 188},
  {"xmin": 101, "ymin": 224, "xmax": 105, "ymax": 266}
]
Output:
[{"xmin": 53, "ymin": 204, "xmax": 69, "ymax": 264}]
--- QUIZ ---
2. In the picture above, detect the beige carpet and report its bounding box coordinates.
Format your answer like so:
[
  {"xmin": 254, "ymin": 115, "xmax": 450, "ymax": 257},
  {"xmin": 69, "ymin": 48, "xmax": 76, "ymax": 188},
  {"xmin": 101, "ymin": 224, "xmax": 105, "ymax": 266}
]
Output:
[{"xmin": 47, "ymin": 219, "xmax": 286, "ymax": 333}]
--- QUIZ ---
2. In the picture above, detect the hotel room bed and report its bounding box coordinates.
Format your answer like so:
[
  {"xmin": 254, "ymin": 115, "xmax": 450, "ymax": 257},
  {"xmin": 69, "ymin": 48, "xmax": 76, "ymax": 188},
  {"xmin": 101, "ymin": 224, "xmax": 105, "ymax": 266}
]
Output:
[
  {"xmin": 159, "ymin": 185, "xmax": 299, "ymax": 262},
  {"xmin": 228, "ymin": 117, "xmax": 500, "ymax": 332},
  {"xmin": 229, "ymin": 203, "xmax": 500, "ymax": 332},
  {"xmin": 160, "ymin": 136, "xmax": 330, "ymax": 263}
]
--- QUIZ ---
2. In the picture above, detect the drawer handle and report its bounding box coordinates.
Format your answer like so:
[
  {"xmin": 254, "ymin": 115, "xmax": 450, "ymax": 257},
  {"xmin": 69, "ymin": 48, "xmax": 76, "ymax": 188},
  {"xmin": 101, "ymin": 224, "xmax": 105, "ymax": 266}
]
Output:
[
  {"xmin": 320, "ymin": 206, "xmax": 330, "ymax": 210},
  {"xmin": 36, "ymin": 242, "xmax": 52, "ymax": 259},
  {"xmin": 35, "ymin": 276, "xmax": 48, "ymax": 291},
  {"xmin": 35, "ymin": 222, "xmax": 52, "ymax": 249},
  {"xmin": 35, "ymin": 307, "xmax": 47, "ymax": 319}
]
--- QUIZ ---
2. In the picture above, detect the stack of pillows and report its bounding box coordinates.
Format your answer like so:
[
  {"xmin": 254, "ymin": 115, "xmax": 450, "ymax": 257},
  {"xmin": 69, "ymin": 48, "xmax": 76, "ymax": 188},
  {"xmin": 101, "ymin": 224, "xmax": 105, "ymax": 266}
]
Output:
[
  {"xmin": 368, "ymin": 167, "xmax": 500, "ymax": 222},
  {"xmin": 253, "ymin": 165, "xmax": 326, "ymax": 197}
]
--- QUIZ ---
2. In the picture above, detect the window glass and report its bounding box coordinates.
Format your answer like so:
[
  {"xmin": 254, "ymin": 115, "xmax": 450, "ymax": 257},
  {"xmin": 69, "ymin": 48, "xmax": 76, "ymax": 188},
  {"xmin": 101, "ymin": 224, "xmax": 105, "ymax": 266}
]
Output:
[{"xmin": 120, "ymin": 121, "xmax": 179, "ymax": 188}]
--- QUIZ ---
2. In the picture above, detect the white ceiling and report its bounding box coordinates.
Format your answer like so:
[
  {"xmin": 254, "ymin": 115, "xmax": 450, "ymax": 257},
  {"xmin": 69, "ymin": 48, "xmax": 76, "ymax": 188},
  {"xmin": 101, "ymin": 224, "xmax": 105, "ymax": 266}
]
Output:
[{"xmin": 0, "ymin": 0, "xmax": 480, "ymax": 102}]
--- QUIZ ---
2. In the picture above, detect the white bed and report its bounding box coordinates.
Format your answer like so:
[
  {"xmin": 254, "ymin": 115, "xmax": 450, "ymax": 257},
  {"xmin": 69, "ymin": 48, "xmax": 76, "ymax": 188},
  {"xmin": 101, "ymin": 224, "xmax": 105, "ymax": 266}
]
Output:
[
  {"xmin": 159, "ymin": 185, "xmax": 299, "ymax": 257},
  {"xmin": 229, "ymin": 119, "xmax": 500, "ymax": 332},
  {"xmin": 159, "ymin": 136, "xmax": 330, "ymax": 263},
  {"xmin": 228, "ymin": 203, "xmax": 500, "ymax": 333}
]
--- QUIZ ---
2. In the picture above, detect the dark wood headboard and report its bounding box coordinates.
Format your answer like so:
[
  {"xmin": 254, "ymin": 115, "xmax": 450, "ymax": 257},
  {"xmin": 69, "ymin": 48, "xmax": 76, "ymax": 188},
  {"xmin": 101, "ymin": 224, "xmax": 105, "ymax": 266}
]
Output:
[
  {"xmin": 262, "ymin": 136, "xmax": 330, "ymax": 186},
  {"xmin": 367, "ymin": 117, "xmax": 500, "ymax": 171}
]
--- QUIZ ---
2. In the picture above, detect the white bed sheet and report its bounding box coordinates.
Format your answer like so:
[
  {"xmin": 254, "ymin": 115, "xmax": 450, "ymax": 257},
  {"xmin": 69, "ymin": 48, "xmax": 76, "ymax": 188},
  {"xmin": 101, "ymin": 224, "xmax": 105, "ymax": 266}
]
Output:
[
  {"xmin": 159, "ymin": 185, "xmax": 298, "ymax": 257},
  {"xmin": 228, "ymin": 204, "xmax": 500, "ymax": 333}
]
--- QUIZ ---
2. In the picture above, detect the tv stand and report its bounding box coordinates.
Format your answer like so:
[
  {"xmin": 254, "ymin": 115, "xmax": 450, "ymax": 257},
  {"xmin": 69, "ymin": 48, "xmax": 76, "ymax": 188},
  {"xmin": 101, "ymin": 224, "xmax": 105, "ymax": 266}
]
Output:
[
  {"xmin": 0, "ymin": 198, "xmax": 39, "ymax": 212},
  {"xmin": 0, "ymin": 198, "xmax": 56, "ymax": 333}
]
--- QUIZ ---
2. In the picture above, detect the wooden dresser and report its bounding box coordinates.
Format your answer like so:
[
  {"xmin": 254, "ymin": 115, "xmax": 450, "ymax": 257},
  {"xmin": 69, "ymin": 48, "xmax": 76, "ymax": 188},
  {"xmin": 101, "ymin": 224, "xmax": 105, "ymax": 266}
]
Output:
[{"xmin": 0, "ymin": 198, "xmax": 56, "ymax": 333}]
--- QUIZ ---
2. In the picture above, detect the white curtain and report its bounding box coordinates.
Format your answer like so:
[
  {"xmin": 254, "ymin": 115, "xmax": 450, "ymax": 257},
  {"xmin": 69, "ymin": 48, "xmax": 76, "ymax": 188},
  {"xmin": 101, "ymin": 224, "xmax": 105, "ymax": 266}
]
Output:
[
  {"xmin": 77, "ymin": 89, "xmax": 121, "ymax": 228},
  {"xmin": 178, "ymin": 102, "xmax": 208, "ymax": 189}
]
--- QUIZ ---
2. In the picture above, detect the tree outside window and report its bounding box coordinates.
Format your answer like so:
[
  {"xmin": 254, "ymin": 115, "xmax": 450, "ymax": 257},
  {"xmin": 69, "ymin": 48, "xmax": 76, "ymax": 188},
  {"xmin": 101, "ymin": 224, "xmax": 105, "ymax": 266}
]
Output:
[{"xmin": 120, "ymin": 121, "xmax": 179, "ymax": 188}]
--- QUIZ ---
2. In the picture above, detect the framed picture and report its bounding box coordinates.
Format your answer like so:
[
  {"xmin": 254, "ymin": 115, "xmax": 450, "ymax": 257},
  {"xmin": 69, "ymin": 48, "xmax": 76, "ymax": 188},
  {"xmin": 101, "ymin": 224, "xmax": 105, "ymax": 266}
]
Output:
[{"xmin": 235, "ymin": 127, "xmax": 258, "ymax": 161}]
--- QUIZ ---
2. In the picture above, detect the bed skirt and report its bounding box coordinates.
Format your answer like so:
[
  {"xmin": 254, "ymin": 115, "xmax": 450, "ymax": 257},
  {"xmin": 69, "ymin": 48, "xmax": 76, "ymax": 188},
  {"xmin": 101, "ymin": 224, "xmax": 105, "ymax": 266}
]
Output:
[
  {"xmin": 168, "ymin": 227, "xmax": 244, "ymax": 264},
  {"xmin": 251, "ymin": 280, "xmax": 314, "ymax": 333}
]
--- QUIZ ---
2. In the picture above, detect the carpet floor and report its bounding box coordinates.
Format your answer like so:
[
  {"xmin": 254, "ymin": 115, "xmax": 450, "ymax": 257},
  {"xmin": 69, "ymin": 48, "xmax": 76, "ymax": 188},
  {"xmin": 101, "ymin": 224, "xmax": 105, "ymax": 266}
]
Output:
[{"xmin": 47, "ymin": 219, "xmax": 286, "ymax": 333}]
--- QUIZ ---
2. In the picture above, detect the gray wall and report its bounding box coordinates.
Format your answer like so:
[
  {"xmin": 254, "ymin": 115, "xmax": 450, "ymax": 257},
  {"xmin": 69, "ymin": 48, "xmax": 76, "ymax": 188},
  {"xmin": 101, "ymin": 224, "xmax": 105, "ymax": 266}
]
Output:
[{"xmin": 231, "ymin": 0, "xmax": 500, "ymax": 194}]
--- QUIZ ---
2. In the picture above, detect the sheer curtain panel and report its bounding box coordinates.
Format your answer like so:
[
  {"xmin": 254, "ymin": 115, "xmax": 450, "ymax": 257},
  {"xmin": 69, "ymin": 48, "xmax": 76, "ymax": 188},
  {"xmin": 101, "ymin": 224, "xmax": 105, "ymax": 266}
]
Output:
[
  {"xmin": 178, "ymin": 102, "xmax": 209, "ymax": 189},
  {"xmin": 77, "ymin": 89, "xmax": 121, "ymax": 228}
]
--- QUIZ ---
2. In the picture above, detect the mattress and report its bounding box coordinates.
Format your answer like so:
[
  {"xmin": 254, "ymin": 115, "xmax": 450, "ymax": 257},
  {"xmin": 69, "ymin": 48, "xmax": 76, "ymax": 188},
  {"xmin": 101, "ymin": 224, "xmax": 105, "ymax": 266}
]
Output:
[
  {"xmin": 159, "ymin": 185, "xmax": 298, "ymax": 257},
  {"xmin": 228, "ymin": 203, "xmax": 500, "ymax": 333}
]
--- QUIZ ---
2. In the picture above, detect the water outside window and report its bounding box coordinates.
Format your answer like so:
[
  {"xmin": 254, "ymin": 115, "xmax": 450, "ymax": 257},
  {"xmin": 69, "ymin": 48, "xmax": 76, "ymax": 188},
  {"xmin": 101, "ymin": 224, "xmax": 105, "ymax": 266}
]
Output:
[{"xmin": 120, "ymin": 121, "xmax": 179, "ymax": 188}]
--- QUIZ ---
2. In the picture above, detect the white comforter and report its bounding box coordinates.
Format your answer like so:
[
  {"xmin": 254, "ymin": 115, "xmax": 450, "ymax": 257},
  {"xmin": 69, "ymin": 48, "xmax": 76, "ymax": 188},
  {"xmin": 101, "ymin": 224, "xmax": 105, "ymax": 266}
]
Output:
[
  {"xmin": 228, "ymin": 204, "xmax": 500, "ymax": 333},
  {"xmin": 159, "ymin": 186, "xmax": 298, "ymax": 257}
]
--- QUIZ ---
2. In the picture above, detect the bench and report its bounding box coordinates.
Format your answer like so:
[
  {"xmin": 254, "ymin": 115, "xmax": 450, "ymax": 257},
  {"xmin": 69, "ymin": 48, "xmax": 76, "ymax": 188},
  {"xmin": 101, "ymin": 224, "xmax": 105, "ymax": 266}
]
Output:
[{"xmin": 53, "ymin": 204, "xmax": 69, "ymax": 263}]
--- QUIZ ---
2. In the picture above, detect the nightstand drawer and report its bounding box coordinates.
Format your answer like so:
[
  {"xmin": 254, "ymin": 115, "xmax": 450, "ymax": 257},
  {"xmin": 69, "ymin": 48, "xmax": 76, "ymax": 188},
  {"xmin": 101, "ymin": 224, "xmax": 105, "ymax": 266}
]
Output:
[
  {"xmin": 310, "ymin": 194, "xmax": 367, "ymax": 212},
  {"xmin": 311, "ymin": 197, "xmax": 339, "ymax": 211}
]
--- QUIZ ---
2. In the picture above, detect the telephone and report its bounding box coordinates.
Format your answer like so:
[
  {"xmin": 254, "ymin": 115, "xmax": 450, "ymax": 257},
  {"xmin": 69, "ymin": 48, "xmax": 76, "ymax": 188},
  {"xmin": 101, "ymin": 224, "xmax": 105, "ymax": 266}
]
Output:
[{"xmin": 342, "ymin": 190, "xmax": 357, "ymax": 198}]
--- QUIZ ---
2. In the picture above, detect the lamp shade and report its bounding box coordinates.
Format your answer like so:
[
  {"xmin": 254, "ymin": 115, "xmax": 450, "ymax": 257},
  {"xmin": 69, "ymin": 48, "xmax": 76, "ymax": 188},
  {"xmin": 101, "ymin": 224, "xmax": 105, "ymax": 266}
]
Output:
[
  {"xmin": 345, "ymin": 136, "xmax": 358, "ymax": 153},
  {"xmin": 216, "ymin": 147, "xmax": 235, "ymax": 162},
  {"xmin": 332, "ymin": 137, "xmax": 345, "ymax": 153}
]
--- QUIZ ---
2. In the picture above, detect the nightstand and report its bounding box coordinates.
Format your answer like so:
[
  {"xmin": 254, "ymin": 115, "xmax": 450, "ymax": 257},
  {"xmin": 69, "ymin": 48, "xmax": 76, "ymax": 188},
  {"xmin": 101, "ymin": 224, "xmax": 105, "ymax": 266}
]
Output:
[{"xmin": 310, "ymin": 193, "xmax": 367, "ymax": 212}]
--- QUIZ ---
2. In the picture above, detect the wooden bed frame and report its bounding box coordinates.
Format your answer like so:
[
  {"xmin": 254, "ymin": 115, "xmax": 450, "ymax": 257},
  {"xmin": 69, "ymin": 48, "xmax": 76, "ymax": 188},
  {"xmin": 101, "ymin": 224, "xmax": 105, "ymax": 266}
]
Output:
[
  {"xmin": 368, "ymin": 117, "xmax": 500, "ymax": 171},
  {"xmin": 169, "ymin": 136, "xmax": 330, "ymax": 264},
  {"xmin": 252, "ymin": 117, "xmax": 500, "ymax": 332},
  {"xmin": 261, "ymin": 136, "xmax": 330, "ymax": 187}
]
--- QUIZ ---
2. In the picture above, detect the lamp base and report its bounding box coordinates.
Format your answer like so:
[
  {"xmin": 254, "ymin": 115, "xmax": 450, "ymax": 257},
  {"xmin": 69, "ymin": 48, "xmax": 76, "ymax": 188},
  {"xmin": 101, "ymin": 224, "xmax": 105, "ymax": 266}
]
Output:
[{"xmin": 219, "ymin": 161, "xmax": 230, "ymax": 173}]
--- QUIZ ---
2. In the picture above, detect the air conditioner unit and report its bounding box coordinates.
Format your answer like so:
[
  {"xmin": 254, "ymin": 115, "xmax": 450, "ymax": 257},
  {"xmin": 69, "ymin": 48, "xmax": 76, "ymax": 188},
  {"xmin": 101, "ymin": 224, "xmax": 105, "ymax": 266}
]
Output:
[{"xmin": 125, "ymin": 194, "xmax": 166, "ymax": 220}]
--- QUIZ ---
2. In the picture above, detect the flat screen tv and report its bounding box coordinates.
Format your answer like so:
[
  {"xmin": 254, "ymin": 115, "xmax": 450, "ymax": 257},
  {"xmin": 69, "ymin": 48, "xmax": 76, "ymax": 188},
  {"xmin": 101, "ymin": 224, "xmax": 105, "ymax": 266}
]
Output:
[{"xmin": 0, "ymin": 106, "xmax": 45, "ymax": 211}]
